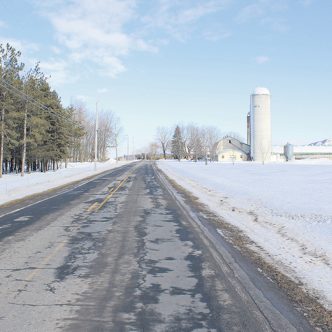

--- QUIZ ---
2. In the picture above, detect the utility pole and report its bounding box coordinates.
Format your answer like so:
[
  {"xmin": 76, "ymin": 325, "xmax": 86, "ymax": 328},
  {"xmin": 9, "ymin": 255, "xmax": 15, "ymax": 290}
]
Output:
[
  {"xmin": 132, "ymin": 136, "xmax": 135, "ymax": 160},
  {"xmin": 114, "ymin": 122, "xmax": 118, "ymax": 163},
  {"xmin": 127, "ymin": 136, "xmax": 130, "ymax": 160},
  {"xmin": 94, "ymin": 102, "xmax": 99, "ymax": 171},
  {"xmin": 21, "ymin": 98, "xmax": 28, "ymax": 176},
  {"xmin": 115, "ymin": 139, "xmax": 118, "ymax": 162},
  {"xmin": 0, "ymin": 93, "xmax": 4, "ymax": 178},
  {"xmin": 124, "ymin": 135, "xmax": 129, "ymax": 160}
]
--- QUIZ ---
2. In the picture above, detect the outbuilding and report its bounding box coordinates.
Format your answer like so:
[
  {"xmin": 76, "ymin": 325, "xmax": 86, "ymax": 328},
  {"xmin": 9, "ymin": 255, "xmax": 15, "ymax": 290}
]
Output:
[{"xmin": 214, "ymin": 137, "xmax": 250, "ymax": 162}]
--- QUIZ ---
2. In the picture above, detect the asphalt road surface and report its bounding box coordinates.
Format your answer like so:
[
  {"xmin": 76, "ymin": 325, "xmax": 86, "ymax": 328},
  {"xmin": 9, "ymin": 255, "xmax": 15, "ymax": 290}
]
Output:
[{"xmin": 0, "ymin": 161, "xmax": 313, "ymax": 331}]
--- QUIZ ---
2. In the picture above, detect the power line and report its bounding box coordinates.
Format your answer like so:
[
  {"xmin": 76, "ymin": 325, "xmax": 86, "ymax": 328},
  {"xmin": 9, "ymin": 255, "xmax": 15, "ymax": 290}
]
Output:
[
  {"xmin": 0, "ymin": 79, "xmax": 64, "ymax": 120},
  {"xmin": 0, "ymin": 78, "xmax": 69, "ymax": 122},
  {"xmin": 1, "ymin": 78, "xmax": 47, "ymax": 109}
]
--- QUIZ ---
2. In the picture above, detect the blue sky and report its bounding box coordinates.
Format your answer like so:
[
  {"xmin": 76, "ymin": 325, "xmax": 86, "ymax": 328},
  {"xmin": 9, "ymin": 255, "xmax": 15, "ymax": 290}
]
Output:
[{"xmin": 0, "ymin": 0, "xmax": 331, "ymax": 154}]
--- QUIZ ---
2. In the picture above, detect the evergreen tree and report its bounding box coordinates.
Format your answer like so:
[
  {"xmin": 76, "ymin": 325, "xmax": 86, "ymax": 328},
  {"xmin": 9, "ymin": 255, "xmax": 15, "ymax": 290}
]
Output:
[
  {"xmin": 0, "ymin": 43, "xmax": 25, "ymax": 176},
  {"xmin": 171, "ymin": 125, "xmax": 185, "ymax": 161},
  {"xmin": 0, "ymin": 42, "xmax": 121, "ymax": 177},
  {"xmin": 66, "ymin": 105, "xmax": 86, "ymax": 164}
]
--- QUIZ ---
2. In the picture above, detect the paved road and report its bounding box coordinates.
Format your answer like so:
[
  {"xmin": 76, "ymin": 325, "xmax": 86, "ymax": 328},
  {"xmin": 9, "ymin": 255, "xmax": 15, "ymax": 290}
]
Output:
[{"xmin": 0, "ymin": 162, "xmax": 313, "ymax": 331}]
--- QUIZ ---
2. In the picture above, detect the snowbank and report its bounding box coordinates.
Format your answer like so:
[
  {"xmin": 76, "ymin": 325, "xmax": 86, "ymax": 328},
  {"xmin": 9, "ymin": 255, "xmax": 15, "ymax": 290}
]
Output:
[
  {"xmin": 0, "ymin": 160, "xmax": 134, "ymax": 206},
  {"xmin": 157, "ymin": 160, "xmax": 332, "ymax": 309}
]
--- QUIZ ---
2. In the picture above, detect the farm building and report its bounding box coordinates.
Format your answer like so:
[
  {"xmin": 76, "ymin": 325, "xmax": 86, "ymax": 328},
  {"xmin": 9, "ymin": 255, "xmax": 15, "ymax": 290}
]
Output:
[{"xmin": 214, "ymin": 137, "xmax": 250, "ymax": 162}]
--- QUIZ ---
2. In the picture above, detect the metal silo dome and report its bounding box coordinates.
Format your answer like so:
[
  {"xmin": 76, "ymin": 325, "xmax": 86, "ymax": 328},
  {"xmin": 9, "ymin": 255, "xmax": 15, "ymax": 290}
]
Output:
[{"xmin": 253, "ymin": 87, "xmax": 270, "ymax": 95}]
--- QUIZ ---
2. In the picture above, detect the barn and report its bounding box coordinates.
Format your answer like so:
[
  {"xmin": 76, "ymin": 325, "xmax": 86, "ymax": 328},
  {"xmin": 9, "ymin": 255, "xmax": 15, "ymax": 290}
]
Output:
[{"xmin": 214, "ymin": 137, "xmax": 250, "ymax": 162}]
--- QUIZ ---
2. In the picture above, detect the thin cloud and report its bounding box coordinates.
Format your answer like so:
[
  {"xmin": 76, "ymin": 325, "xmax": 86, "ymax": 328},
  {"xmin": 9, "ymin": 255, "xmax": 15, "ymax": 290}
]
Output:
[
  {"xmin": 299, "ymin": 0, "xmax": 313, "ymax": 6},
  {"xmin": 74, "ymin": 95, "xmax": 89, "ymax": 103},
  {"xmin": 39, "ymin": 58, "xmax": 77, "ymax": 86},
  {"xmin": 33, "ymin": 0, "xmax": 233, "ymax": 79},
  {"xmin": 261, "ymin": 17, "xmax": 289, "ymax": 32},
  {"xmin": 50, "ymin": 46, "xmax": 61, "ymax": 55},
  {"xmin": 0, "ymin": 36, "xmax": 40, "ymax": 70},
  {"xmin": 235, "ymin": 0, "xmax": 289, "ymax": 31},
  {"xmin": 255, "ymin": 55, "xmax": 270, "ymax": 64},
  {"xmin": 0, "ymin": 37, "xmax": 39, "ymax": 53},
  {"xmin": 203, "ymin": 29, "xmax": 231, "ymax": 41},
  {"xmin": 142, "ymin": 0, "xmax": 231, "ymax": 41},
  {"xmin": 236, "ymin": 3, "xmax": 264, "ymax": 24},
  {"xmin": 0, "ymin": 36, "xmax": 71, "ymax": 86},
  {"xmin": 97, "ymin": 88, "xmax": 108, "ymax": 94},
  {"xmin": 36, "ymin": 0, "xmax": 154, "ymax": 78}
]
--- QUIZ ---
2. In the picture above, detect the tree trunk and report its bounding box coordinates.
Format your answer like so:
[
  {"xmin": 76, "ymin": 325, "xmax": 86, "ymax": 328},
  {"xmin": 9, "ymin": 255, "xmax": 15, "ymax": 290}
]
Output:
[
  {"xmin": 21, "ymin": 102, "xmax": 27, "ymax": 177},
  {"xmin": 162, "ymin": 143, "xmax": 166, "ymax": 159},
  {"xmin": 0, "ymin": 105, "xmax": 4, "ymax": 178}
]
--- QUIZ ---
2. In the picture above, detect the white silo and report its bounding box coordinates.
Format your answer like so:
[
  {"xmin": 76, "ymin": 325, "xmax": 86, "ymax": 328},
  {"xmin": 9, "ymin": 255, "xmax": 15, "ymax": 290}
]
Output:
[{"xmin": 250, "ymin": 87, "xmax": 271, "ymax": 162}]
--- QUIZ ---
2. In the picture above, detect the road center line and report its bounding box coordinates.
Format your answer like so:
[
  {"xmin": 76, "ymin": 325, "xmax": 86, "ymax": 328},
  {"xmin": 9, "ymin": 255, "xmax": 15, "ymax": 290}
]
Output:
[
  {"xmin": 95, "ymin": 174, "xmax": 131, "ymax": 212},
  {"xmin": 86, "ymin": 171, "xmax": 134, "ymax": 214},
  {"xmin": 26, "ymin": 241, "xmax": 67, "ymax": 281},
  {"xmin": 0, "ymin": 164, "xmax": 135, "ymax": 219},
  {"xmin": 86, "ymin": 202, "xmax": 100, "ymax": 212},
  {"xmin": 25, "ymin": 172, "xmax": 133, "ymax": 281}
]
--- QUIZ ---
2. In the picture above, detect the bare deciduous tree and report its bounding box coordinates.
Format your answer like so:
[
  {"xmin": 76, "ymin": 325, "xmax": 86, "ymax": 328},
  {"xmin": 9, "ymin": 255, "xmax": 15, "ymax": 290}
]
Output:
[
  {"xmin": 69, "ymin": 105, "xmax": 121, "ymax": 162},
  {"xmin": 111, "ymin": 116, "xmax": 122, "ymax": 161},
  {"xmin": 98, "ymin": 111, "xmax": 117, "ymax": 161},
  {"xmin": 148, "ymin": 142, "xmax": 159, "ymax": 160},
  {"xmin": 222, "ymin": 131, "xmax": 244, "ymax": 142},
  {"xmin": 186, "ymin": 124, "xmax": 203, "ymax": 161},
  {"xmin": 156, "ymin": 126, "xmax": 172, "ymax": 159},
  {"xmin": 204, "ymin": 126, "xmax": 222, "ymax": 161},
  {"xmin": 159, "ymin": 123, "xmax": 221, "ymax": 162}
]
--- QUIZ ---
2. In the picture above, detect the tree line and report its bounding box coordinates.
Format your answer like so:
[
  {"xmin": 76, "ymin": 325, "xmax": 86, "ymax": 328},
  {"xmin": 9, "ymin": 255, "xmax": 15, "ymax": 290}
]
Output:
[
  {"xmin": 0, "ymin": 43, "xmax": 120, "ymax": 177},
  {"xmin": 152, "ymin": 124, "xmax": 223, "ymax": 161}
]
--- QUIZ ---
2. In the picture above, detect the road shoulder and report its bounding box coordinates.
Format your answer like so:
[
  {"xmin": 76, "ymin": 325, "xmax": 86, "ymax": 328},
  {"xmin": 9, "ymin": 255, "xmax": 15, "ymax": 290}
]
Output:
[
  {"xmin": 0, "ymin": 162, "xmax": 137, "ymax": 216},
  {"xmin": 155, "ymin": 164, "xmax": 331, "ymax": 331}
]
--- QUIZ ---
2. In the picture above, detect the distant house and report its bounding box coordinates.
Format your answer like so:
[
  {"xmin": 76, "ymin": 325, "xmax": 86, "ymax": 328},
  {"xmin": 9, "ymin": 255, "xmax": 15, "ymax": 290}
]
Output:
[{"xmin": 214, "ymin": 137, "xmax": 250, "ymax": 162}]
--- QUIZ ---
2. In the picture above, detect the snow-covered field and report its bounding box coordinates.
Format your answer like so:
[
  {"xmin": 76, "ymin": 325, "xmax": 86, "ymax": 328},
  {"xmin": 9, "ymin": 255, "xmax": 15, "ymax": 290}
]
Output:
[
  {"xmin": 0, "ymin": 160, "xmax": 133, "ymax": 206},
  {"xmin": 157, "ymin": 160, "xmax": 332, "ymax": 309}
]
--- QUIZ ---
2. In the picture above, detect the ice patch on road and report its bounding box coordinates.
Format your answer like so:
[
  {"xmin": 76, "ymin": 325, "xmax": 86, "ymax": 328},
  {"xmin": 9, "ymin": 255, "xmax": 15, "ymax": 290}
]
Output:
[{"xmin": 14, "ymin": 216, "xmax": 32, "ymax": 222}]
